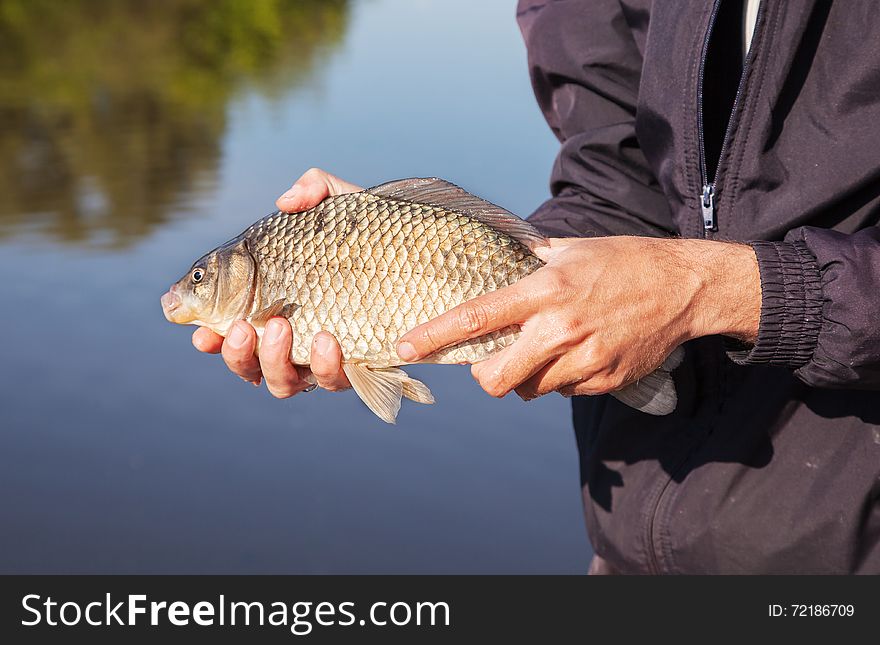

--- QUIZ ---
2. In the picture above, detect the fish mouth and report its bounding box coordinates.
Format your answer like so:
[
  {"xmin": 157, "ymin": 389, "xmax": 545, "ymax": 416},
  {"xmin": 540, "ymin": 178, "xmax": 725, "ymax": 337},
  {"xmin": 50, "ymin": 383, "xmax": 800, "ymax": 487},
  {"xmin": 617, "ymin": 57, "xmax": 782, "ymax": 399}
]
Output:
[{"xmin": 161, "ymin": 287, "xmax": 182, "ymax": 322}]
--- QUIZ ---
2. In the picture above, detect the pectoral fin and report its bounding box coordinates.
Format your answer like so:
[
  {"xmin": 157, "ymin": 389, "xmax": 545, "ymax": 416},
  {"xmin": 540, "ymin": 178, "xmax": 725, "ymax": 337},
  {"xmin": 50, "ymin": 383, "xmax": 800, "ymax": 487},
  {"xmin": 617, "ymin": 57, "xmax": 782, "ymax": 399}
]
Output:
[
  {"xmin": 342, "ymin": 364, "xmax": 434, "ymax": 424},
  {"xmin": 249, "ymin": 299, "xmax": 287, "ymax": 327},
  {"xmin": 610, "ymin": 346, "xmax": 685, "ymax": 416},
  {"xmin": 249, "ymin": 299, "xmax": 301, "ymax": 328}
]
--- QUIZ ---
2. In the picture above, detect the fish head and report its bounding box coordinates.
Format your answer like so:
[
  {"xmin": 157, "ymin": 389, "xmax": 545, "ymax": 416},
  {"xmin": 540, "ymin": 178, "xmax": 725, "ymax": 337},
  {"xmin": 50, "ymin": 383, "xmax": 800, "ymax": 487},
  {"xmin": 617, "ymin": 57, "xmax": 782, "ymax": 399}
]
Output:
[{"xmin": 161, "ymin": 237, "xmax": 256, "ymax": 333}]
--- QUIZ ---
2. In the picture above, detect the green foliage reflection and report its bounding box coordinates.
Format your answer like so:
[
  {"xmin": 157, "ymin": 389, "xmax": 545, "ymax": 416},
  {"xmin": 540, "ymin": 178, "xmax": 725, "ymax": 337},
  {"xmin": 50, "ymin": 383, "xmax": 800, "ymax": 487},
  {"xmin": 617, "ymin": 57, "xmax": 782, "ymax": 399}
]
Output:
[{"xmin": 0, "ymin": 0, "xmax": 350, "ymax": 246}]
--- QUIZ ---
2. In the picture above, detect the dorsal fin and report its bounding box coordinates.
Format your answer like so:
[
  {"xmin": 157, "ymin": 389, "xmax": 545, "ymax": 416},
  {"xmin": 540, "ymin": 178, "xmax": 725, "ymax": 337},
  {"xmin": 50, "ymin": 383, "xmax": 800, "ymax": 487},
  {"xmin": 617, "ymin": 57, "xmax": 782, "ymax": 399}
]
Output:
[{"xmin": 365, "ymin": 178, "xmax": 548, "ymax": 250}]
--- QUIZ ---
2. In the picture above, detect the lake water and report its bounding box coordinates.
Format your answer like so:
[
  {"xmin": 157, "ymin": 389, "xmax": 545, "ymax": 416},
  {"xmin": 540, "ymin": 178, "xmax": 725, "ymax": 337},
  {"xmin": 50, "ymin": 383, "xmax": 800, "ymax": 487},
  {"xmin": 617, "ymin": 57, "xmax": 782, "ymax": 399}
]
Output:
[{"xmin": 0, "ymin": 0, "xmax": 591, "ymax": 573}]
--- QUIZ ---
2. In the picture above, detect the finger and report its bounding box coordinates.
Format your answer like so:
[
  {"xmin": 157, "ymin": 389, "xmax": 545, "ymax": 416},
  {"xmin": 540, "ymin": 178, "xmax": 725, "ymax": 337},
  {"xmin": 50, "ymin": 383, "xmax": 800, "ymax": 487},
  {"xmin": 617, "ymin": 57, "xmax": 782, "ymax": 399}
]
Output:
[
  {"xmin": 397, "ymin": 279, "xmax": 540, "ymax": 362},
  {"xmin": 514, "ymin": 357, "xmax": 561, "ymax": 401},
  {"xmin": 310, "ymin": 331, "xmax": 351, "ymax": 391},
  {"xmin": 515, "ymin": 352, "xmax": 592, "ymax": 401},
  {"xmin": 221, "ymin": 321, "xmax": 262, "ymax": 383},
  {"xmin": 260, "ymin": 318, "xmax": 309, "ymax": 398},
  {"xmin": 192, "ymin": 327, "xmax": 223, "ymax": 354},
  {"xmin": 559, "ymin": 381, "xmax": 607, "ymax": 398},
  {"xmin": 470, "ymin": 326, "xmax": 556, "ymax": 398},
  {"xmin": 276, "ymin": 168, "xmax": 363, "ymax": 212}
]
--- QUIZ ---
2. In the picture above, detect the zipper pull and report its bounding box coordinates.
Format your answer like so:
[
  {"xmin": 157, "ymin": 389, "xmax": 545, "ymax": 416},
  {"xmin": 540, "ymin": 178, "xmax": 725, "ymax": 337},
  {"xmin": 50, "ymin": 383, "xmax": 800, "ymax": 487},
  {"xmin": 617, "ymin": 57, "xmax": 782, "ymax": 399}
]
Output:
[{"xmin": 701, "ymin": 184, "xmax": 716, "ymax": 231}]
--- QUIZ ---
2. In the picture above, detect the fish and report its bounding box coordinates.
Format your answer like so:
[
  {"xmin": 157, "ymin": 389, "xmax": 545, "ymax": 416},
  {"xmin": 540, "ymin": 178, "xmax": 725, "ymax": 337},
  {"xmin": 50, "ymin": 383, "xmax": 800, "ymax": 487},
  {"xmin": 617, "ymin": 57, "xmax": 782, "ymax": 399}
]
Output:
[{"xmin": 160, "ymin": 178, "xmax": 682, "ymax": 423}]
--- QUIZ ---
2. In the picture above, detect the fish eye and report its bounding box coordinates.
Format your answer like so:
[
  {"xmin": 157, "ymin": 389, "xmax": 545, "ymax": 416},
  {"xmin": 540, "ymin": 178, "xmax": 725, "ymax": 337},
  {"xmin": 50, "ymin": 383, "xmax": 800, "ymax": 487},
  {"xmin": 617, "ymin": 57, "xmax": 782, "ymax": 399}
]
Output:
[{"xmin": 191, "ymin": 268, "xmax": 205, "ymax": 283}]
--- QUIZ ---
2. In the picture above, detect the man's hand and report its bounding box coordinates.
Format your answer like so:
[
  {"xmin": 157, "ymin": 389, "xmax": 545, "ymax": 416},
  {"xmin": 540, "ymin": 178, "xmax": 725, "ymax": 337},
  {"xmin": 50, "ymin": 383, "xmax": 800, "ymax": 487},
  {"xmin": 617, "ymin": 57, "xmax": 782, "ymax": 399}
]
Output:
[
  {"xmin": 191, "ymin": 168, "xmax": 361, "ymax": 397},
  {"xmin": 396, "ymin": 236, "xmax": 761, "ymax": 400}
]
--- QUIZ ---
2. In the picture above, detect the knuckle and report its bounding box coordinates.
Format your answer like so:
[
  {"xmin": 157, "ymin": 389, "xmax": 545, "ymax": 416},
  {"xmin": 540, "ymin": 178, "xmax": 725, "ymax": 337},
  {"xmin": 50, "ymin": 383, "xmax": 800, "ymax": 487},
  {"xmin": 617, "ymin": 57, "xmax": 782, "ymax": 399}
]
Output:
[
  {"xmin": 303, "ymin": 166, "xmax": 324, "ymax": 179},
  {"xmin": 224, "ymin": 353, "xmax": 251, "ymax": 376},
  {"xmin": 480, "ymin": 373, "xmax": 509, "ymax": 399},
  {"xmin": 580, "ymin": 366, "xmax": 624, "ymax": 394},
  {"xmin": 458, "ymin": 302, "xmax": 489, "ymax": 335},
  {"xmin": 326, "ymin": 176, "xmax": 345, "ymax": 196},
  {"xmin": 537, "ymin": 314, "xmax": 579, "ymax": 354},
  {"xmin": 485, "ymin": 384, "xmax": 507, "ymax": 399},
  {"xmin": 540, "ymin": 267, "xmax": 569, "ymax": 301},
  {"xmin": 579, "ymin": 341, "xmax": 607, "ymax": 374},
  {"xmin": 550, "ymin": 314, "xmax": 580, "ymax": 345},
  {"xmin": 416, "ymin": 326, "xmax": 435, "ymax": 350},
  {"xmin": 314, "ymin": 369, "xmax": 348, "ymax": 391},
  {"xmin": 310, "ymin": 362, "xmax": 335, "ymax": 379},
  {"xmin": 584, "ymin": 375, "xmax": 615, "ymax": 395}
]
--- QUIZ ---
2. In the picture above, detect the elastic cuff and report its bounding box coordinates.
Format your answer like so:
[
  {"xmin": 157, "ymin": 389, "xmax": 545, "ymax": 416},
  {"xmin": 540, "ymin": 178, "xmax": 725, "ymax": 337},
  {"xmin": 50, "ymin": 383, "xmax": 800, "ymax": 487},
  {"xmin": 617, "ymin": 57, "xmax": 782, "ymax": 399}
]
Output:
[{"xmin": 726, "ymin": 240, "xmax": 822, "ymax": 368}]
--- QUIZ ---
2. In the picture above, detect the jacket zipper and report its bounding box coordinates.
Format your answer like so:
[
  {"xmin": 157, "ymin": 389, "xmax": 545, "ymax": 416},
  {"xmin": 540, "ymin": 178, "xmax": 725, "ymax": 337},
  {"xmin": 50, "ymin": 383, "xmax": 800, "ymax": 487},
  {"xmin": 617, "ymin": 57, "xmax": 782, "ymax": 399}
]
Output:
[
  {"xmin": 696, "ymin": 0, "xmax": 763, "ymax": 235},
  {"xmin": 645, "ymin": 0, "xmax": 768, "ymax": 575}
]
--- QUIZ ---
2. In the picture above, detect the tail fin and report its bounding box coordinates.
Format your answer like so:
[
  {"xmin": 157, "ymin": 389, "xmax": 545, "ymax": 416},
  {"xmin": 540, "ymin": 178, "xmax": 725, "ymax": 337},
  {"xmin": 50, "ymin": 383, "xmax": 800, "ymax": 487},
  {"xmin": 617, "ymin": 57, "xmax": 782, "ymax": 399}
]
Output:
[{"xmin": 610, "ymin": 345, "xmax": 685, "ymax": 416}]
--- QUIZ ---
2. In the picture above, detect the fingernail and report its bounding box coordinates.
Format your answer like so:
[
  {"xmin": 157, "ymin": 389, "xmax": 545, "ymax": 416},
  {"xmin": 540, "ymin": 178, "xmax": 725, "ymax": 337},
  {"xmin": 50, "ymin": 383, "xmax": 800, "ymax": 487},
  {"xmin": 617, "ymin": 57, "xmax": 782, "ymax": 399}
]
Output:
[
  {"xmin": 227, "ymin": 323, "xmax": 248, "ymax": 349},
  {"xmin": 314, "ymin": 334, "xmax": 333, "ymax": 355},
  {"xmin": 397, "ymin": 341, "xmax": 417, "ymax": 362},
  {"xmin": 279, "ymin": 185, "xmax": 299, "ymax": 201},
  {"xmin": 265, "ymin": 319, "xmax": 284, "ymax": 344}
]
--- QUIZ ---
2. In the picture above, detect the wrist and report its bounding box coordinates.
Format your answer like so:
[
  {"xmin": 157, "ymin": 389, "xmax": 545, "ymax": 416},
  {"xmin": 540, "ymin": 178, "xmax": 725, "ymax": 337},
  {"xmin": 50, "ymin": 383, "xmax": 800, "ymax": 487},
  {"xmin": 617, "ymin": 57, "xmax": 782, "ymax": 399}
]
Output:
[{"xmin": 677, "ymin": 240, "xmax": 761, "ymax": 343}]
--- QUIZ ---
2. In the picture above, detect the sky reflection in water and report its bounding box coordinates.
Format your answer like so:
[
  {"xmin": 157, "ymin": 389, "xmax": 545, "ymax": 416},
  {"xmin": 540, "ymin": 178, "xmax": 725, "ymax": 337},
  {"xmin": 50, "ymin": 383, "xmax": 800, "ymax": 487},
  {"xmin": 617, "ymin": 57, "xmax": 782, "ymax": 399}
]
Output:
[{"xmin": 0, "ymin": 0, "xmax": 590, "ymax": 573}]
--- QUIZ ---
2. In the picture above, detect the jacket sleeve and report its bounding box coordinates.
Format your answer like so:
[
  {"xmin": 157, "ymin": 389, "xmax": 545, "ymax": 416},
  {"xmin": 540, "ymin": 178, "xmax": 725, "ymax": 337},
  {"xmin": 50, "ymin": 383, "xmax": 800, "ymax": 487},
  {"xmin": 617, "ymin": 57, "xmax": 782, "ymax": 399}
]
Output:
[
  {"xmin": 730, "ymin": 226, "xmax": 880, "ymax": 389},
  {"xmin": 517, "ymin": 0, "xmax": 676, "ymax": 238}
]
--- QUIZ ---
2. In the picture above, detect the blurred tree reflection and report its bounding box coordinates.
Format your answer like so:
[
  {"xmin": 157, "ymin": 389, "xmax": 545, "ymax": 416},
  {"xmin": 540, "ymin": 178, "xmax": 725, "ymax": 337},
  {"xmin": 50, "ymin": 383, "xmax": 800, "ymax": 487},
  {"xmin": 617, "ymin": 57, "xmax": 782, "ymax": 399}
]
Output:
[{"xmin": 0, "ymin": 0, "xmax": 350, "ymax": 247}]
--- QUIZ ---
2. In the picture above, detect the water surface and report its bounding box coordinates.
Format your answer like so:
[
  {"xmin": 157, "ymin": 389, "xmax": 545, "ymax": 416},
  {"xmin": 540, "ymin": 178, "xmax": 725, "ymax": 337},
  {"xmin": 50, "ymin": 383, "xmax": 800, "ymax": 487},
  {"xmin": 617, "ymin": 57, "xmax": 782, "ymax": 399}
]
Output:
[{"xmin": 0, "ymin": 0, "xmax": 590, "ymax": 573}]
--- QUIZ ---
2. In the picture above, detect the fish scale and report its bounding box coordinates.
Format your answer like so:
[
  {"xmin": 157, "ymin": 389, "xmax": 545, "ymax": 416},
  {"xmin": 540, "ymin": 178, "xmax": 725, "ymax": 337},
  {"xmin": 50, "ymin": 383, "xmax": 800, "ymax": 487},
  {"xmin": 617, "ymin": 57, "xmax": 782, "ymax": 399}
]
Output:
[
  {"xmin": 163, "ymin": 177, "xmax": 683, "ymax": 423},
  {"xmin": 245, "ymin": 191, "xmax": 542, "ymax": 367}
]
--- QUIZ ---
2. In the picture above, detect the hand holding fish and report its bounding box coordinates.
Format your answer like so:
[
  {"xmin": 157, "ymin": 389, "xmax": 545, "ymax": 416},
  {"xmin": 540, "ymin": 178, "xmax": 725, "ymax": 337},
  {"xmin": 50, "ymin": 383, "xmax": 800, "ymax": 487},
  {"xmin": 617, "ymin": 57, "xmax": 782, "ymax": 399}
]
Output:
[
  {"xmin": 190, "ymin": 168, "xmax": 360, "ymax": 396},
  {"xmin": 165, "ymin": 169, "xmax": 758, "ymax": 422},
  {"xmin": 396, "ymin": 236, "xmax": 761, "ymax": 401}
]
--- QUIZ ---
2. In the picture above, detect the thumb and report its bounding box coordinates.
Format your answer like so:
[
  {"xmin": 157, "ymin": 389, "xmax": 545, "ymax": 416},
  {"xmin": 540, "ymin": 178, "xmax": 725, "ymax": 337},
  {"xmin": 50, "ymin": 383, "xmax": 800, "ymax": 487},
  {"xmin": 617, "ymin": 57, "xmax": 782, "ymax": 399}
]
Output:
[{"xmin": 276, "ymin": 168, "xmax": 362, "ymax": 213}]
